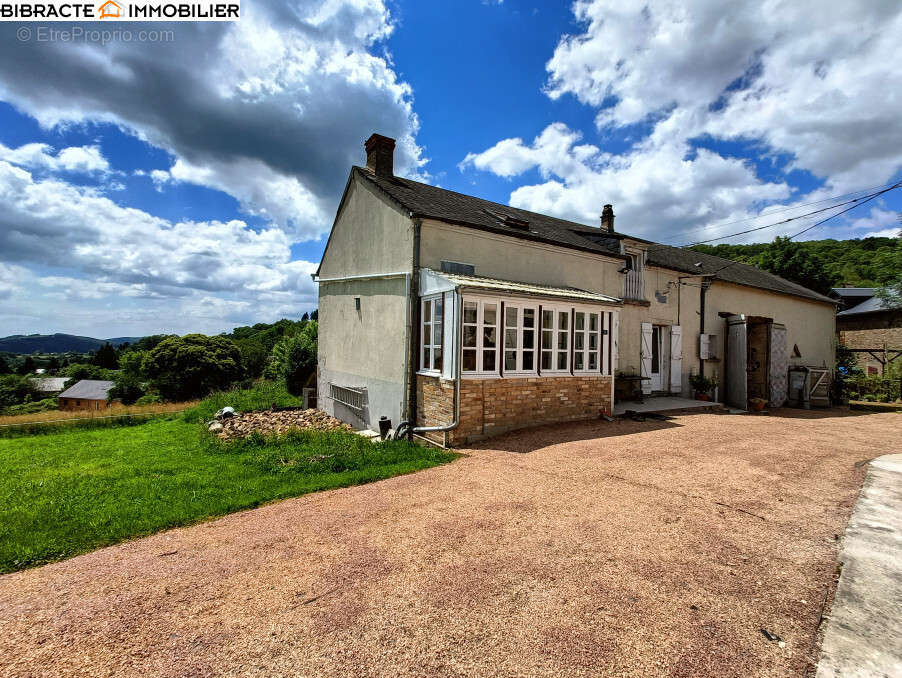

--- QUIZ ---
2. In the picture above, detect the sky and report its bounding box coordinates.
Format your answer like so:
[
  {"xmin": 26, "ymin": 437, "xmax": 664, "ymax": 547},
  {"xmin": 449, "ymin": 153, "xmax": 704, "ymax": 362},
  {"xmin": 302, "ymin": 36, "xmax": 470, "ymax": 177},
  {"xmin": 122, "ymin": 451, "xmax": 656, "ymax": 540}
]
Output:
[{"xmin": 0, "ymin": 0, "xmax": 900, "ymax": 338}]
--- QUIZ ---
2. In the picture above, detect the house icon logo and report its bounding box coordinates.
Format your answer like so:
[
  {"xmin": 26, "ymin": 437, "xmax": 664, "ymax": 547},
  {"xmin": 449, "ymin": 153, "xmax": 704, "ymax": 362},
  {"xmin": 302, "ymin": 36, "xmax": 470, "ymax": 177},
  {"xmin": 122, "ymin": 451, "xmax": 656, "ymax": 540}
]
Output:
[{"xmin": 98, "ymin": 0, "xmax": 121, "ymax": 18}]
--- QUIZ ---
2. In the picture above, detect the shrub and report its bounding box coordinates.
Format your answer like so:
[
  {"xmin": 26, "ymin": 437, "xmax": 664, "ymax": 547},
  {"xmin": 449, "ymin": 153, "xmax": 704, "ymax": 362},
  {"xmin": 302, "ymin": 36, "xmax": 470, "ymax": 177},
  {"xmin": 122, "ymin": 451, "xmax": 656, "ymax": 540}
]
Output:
[
  {"xmin": 848, "ymin": 391, "xmax": 860, "ymax": 400},
  {"xmin": 144, "ymin": 334, "xmax": 244, "ymax": 401},
  {"xmin": 265, "ymin": 322, "xmax": 317, "ymax": 396},
  {"xmin": 0, "ymin": 375, "xmax": 38, "ymax": 410},
  {"xmin": 689, "ymin": 373, "xmax": 718, "ymax": 394},
  {"xmin": 135, "ymin": 393, "xmax": 162, "ymax": 405},
  {"xmin": 108, "ymin": 373, "xmax": 145, "ymax": 405},
  {"xmin": 862, "ymin": 394, "xmax": 877, "ymax": 402},
  {"xmin": 2, "ymin": 398, "xmax": 58, "ymax": 415}
]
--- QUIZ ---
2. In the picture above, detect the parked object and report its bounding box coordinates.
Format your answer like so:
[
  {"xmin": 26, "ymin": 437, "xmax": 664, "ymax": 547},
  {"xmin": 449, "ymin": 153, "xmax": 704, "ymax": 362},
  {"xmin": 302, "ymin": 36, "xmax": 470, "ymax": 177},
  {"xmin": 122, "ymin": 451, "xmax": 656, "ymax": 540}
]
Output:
[{"xmin": 214, "ymin": 406, "xmax": 236, "ymax": 420}]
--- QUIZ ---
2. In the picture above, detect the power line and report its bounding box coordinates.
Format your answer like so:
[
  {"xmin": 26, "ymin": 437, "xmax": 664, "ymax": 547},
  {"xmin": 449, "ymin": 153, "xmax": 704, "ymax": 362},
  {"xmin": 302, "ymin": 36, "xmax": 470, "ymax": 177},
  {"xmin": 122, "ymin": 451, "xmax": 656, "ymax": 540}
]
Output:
[{"xmin": 708, "ymin": 181, "xmax": 902, "ymax": 276}]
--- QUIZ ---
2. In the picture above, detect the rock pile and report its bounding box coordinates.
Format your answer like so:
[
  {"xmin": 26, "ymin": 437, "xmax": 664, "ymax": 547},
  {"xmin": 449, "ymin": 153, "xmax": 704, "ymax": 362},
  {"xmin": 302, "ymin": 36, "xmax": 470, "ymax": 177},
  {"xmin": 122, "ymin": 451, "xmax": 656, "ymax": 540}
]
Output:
[{"xmin": 214, "ymin": 408, "xmax": 351, "ymax": 440}]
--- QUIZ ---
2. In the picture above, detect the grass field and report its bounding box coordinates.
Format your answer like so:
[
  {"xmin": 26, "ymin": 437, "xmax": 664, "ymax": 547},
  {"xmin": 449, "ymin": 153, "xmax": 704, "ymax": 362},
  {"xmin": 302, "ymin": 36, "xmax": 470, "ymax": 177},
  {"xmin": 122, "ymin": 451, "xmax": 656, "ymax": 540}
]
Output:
[
  {"xmin": 0, "ymin": 400, "xmax": 197, "ymax": 427},
  {"xmin": 0, "ymin": 383, "xmax": 454, "ymax": 574}
]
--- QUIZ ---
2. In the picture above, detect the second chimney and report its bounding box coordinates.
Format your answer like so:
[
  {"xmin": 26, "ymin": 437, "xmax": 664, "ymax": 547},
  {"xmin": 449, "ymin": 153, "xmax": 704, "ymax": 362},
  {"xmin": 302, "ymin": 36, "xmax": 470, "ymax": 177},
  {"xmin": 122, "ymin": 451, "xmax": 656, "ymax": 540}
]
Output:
[
  {"xmin": 365, "ymin": 133, "xmax": 396, "ymax": 177},
  {"xmin": 601, "ymin": 204, "xmax": 615, "ymax": 232}
]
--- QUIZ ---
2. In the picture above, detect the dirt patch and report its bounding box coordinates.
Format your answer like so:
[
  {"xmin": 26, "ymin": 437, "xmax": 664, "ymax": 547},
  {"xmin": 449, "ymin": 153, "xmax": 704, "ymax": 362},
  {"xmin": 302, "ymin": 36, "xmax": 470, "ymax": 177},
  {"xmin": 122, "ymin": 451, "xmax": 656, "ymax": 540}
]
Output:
[
  {"xmin": 1, "ymin": 409, "xmax": 896, "ymax": 677},
  {"xmin": 216, "ymin": 408, "xmax": 351, "ymax": 440}
]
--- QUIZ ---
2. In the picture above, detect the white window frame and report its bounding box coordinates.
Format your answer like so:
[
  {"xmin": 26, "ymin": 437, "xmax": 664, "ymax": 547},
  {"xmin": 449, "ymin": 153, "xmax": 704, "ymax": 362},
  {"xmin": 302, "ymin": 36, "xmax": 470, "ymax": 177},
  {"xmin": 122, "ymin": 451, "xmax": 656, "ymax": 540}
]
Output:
[
  {"xmin": 461, "ymin": 297, "xmax": 500, "ymax": 377},
  {"xmin": 419, "ymin": 294, "xmax": 443, "ymax": 375},
  {"xmin": 540, "ymin": 305, "xmax": 572, "ymax": 375},
  {"xmin": 573, "ymin": 309, "xmax": 602, "ymax": 374},
  {"xmin": 502, "ymin": 302, "xmax": 538, "ymax": 376},
  {"xmin": 623, "ymin": 249, "xmax": 646, "ymax": 300}
]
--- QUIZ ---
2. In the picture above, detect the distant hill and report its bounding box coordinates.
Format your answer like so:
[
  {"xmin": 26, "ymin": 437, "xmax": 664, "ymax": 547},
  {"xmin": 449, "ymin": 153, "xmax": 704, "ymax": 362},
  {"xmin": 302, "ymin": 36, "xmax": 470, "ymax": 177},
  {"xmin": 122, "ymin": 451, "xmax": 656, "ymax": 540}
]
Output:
[{"xmin": 0, "ymin": 334, "xmax": 143, "ymax": 354}]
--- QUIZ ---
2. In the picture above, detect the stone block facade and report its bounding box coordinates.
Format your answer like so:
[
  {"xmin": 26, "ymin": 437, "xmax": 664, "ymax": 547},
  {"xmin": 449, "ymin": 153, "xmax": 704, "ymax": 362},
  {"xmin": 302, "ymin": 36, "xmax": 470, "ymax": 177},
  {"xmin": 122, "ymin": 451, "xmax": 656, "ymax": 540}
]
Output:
[
  {"xmin": 838, "ymin": 312, "xmax": 902, "ymax": 374},
  {"xmin": 416, "ymin": 374, "xmax": 613, "ymax": 446}
]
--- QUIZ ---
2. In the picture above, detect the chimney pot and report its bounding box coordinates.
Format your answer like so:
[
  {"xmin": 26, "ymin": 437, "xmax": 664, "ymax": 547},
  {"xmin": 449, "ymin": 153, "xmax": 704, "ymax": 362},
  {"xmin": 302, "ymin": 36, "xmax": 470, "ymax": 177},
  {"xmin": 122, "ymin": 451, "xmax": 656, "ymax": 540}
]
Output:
[
  {"xmin": 364, "ymin": 133, "xmax": 396, "ymax": 177},
  {"xmin": 601, "ymin": 204, "xmax": 615, "ymax": 232}
]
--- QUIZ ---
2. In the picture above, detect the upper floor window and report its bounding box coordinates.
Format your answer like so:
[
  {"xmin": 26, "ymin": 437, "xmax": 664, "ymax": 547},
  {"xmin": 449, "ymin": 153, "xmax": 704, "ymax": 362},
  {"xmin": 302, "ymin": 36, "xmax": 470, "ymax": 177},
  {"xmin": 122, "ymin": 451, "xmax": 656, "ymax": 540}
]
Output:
[
  {"xmin": 421, "ymin": 295, "xmax": 443, "ymax": 373},
  {"xmin": 623, "ymin": 251, "xmax": 645, "ymax": 300}
]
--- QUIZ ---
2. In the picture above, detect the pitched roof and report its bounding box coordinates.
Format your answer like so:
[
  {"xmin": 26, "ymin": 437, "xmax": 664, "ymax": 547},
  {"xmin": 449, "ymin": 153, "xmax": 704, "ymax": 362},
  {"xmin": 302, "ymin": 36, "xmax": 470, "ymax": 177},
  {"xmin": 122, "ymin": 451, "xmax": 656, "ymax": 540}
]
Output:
[
  {"xmin": 58, "ymin": 379, "xmax": 114, "ymax": 400},
  {"xmin": 837, "ymin": 295, "xmax": 895, "ymax": 316},
  {"xmin": 30, "ymin": 377, "xmax": 68, "ymax": 392},
  {"xmin": 355, "ymin": 168, "xmax": 835, "ymax": 305},
  {"xmin": 831, "ymin": 287, "xmax": 877, "ymax": 298}
]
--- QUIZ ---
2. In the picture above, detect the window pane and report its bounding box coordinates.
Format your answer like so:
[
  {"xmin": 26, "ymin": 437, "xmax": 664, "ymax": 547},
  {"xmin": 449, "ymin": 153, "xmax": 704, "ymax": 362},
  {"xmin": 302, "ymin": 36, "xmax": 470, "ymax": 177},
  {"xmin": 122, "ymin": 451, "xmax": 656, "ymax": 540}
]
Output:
[
  {"xmin": 574, "ymin": 353, "xmax": 584, "ymax": 371},
  {"xmin": 588, "ymin": 352, "xmax": 597, "ymax": 370},
  {"xmin": 542, "ymin": 310, "xmax": 553, "ymax": 330},
  {"xmin": 558, "ymin": 311, "xmax": 569, "ymax": 330},
  {"xmin": 574, "ymin": 312, "xmax": 585, "ymax": 331},
  {"xmin": 484, "ymin": 327, "xmax": 497, "ymax": 348},
  {"xmin": 589, "ymin": 333, "xmax": 598, "ymax": 350},
  {"xmin": 484, "ymin": 303, "xmax": 497, "ymax": 326},
  {"xmin": 590, "ymin": 314, "xmax": 598, "ymax": 331},
  {"xmin": 463, "ymin": 349, "xmax": 476, "ymax": 371},
  {"xmin": 434, "ymin": 297, "xmax": 442, "ymax": 321},
  {"xmin": 423, "ymin": 300, "xmax": 432, "ymax": 322},
  {"xmin": 558, "ymin": 332, "xmax": 568, "ymax": 350},
  {"xmin": 575, "ymin": 333, "xmax": 584, "ymax": 351},
  {"xmin": 423, "ymin": 324, "xmax": 431, "ymax": 346},
  {"xmin": 464, "ymin": 301, "xmax": 477, "ymax": 324},
  {"xmin": 523, "ymin": 351, "xmax": 534, "ymax": 371},
  {"xmin": 505, "ymin": 306, "xmax": 518, "ymax": 327},
  {"xmin": 434, "ymin": 347, "xmax": 442, "ymax": 371},
  {"xmin": 541, "ymin": 351, "xmax": 552, "ymax": 370},
  {"xmin": 523, "ymin": 308, "xmax": 535, "ymax": 328},
  {"xmin": 542, "ymin": 330, "xmax": 553, "ymax": 348},
  {"xmin": 483, "ymin": 350, "xmax": 496, "ymax": 371},
  {"xmin": 557, "ymin": 352, "xmax": 568, "ymax": 370},
  {"xmin": 463, "ymin": 325, "xmax": 477, "ymax": 348},
  {"xmin": 523, "ymin": 329, "xmax": 534, "ymax": 349},
  {"xmin": 505, "ymin": 328, "xmax": 517, "ymax": 348},
  {"xmin": 505, "ymin": 351, "xmax": 516, "ymax": 371}
]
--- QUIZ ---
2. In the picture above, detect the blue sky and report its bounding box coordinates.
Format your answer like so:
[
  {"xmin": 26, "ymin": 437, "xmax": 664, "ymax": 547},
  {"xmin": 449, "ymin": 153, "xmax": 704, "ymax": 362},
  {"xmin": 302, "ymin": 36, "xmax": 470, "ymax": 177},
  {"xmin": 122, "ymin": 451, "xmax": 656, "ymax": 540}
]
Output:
[{"xmin": 0, "ymin": 0, "xmax": 900, "ymax": 337}]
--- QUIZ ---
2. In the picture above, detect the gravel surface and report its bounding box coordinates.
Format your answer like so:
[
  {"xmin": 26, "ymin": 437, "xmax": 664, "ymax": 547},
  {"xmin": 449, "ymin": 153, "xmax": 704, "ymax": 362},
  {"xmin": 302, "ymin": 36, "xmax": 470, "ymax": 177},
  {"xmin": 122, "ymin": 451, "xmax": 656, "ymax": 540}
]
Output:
[{"xmin": 1, "ymin": 409, "xmax": 896, "ymax": 678}]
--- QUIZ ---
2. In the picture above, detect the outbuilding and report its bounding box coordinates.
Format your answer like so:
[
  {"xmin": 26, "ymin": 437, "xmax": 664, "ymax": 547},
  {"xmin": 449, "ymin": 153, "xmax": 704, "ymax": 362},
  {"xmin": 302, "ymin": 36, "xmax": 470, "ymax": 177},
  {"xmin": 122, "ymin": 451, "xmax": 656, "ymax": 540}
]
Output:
[{"xmin": 58, "ymin": 380, "xmax": 116, "ymax": 411}]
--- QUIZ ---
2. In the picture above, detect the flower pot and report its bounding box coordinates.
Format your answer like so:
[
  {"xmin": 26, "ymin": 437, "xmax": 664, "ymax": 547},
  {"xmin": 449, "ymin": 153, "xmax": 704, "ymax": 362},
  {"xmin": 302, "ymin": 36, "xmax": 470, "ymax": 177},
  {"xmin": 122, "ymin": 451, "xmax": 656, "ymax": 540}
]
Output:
[
  {"xmin": 695, "ymin": 392, "xmax": 711, "ymax": 401},
  {"xmin": 749, "ymin": 399, "xmax": 767, "ymax": 411}
]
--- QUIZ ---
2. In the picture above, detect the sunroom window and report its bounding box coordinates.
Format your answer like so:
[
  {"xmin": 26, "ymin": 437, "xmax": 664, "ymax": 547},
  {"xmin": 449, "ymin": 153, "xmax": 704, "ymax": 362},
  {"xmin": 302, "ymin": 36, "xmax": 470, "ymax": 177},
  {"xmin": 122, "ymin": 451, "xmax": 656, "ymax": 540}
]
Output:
[
  {"xmin": 421, "ymin": 295, "xmax": 443, "ymax": 372},
  {"xmin": 503, "ymin": 304, "xmax": 537, "ymax": 373},
  {"xmin": 462, "ymin": 299, "xmax": 498, "ymax": 374},
  {"xmin": 574, "ymin": 311, "xmax": 601, "ymax": 372},
  {"xmin": 540, "ymin": 307, "xmax": 571, "ymax": 373}
]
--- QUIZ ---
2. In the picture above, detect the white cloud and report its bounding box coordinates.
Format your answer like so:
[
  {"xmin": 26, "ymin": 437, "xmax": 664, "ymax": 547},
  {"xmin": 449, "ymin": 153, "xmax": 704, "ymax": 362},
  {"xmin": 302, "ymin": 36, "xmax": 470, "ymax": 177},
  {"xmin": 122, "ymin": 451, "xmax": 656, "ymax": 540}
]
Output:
[
  {"xmin": 0, "ymin": 142, "xmax": 110, "ymax": 174},
  {"xmin": 0, "ymin": 0, "xmax": 424, "ymax": 241},
  {"xmin": 464, "ymin": 1, "xmax": 902, "ymax": 242}
]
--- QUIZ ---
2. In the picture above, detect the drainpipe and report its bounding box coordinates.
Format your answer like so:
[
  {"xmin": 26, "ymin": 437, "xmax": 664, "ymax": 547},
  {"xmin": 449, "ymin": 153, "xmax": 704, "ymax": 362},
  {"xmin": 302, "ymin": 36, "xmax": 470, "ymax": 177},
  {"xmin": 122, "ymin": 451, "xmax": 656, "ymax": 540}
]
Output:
[{"xmin": 406, "ymin": 216, "xmax": 422, "ymax": 438}]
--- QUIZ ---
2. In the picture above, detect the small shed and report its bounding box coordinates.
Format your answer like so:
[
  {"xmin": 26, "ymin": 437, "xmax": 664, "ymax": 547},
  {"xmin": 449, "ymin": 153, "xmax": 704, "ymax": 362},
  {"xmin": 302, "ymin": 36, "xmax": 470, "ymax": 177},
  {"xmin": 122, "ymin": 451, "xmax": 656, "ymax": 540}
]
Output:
[{"xmin": 58, "ymin": 380, "xmax": 116, "ymax": 411}]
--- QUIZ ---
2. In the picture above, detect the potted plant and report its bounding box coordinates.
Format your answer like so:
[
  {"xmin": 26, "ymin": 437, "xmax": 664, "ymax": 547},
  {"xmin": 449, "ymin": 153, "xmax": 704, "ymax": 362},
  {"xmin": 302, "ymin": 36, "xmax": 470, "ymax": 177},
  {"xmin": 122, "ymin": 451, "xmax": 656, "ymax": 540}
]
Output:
[
  {"xmin": 689, "ymin": 373, "xmax": 717, "ymax": 401},
  {"xmin": 749, "ymin": 397, "xmax": 767, "ymax": 411}
]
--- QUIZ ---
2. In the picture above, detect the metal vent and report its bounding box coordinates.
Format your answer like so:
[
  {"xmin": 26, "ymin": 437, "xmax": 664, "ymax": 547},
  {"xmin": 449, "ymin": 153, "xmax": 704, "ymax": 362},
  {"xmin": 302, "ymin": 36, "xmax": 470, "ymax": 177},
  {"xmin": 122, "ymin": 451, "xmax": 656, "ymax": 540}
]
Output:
[
  {"xmin": 440, "ymin": 260, "xmax": 476, "ymax": 276},
  {"xmin": 329, "ymin": 384, "xmax": 365, "ymax": 412}
]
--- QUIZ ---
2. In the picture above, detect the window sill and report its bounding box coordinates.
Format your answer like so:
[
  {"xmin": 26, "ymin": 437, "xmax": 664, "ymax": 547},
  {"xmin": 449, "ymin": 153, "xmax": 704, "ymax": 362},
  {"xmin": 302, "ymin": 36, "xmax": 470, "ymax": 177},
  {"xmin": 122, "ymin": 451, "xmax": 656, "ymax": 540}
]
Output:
[
  {"xmin": 622, "ymin": 298, "xmax": 651, "ymax": 307},
  {"xmin": 417, "ymin": 370, "xmax": 443, "ymax": 378}
]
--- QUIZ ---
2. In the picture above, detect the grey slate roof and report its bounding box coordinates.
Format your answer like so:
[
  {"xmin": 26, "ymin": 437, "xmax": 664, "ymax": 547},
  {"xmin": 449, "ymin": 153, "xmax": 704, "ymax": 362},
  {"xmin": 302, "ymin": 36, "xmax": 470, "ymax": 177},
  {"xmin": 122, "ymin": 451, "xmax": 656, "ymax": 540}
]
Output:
[
  {"xmin": 58, "ymin": 379, "xmax": 114, "ymax": 400},
  {"xmin": 30, "ymin": 377, "xmax": 68, "ymax": 393},
  {"xmin": 837, "ymin": 296, "xmax": 894, "ymax": 316},
  {"xmin": 356, "ymin": 167, "xmax": 835, "ymax": 305},
  {"xmin": 831, "ymin": 287, "xmax": 877, "ymax": 298}
]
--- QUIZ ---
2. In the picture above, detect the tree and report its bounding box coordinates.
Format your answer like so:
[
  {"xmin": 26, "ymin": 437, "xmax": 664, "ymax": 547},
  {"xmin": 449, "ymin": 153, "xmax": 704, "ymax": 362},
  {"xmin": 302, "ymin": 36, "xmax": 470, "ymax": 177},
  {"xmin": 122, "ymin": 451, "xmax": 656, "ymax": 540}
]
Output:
[
  {"xmin": 265, "ymin": 322, "xmax": 317, "ymax": 395},
  {"xmin": 118, "ymin": 350, "xmax": 148, "ymax": 378},
  {"xmin": 235, "ymin": 339, "xmax": 269, "ymax": 379},
  {"xmin": 108, "ymin": 373, "xmax": 145, "ymax": 405},
  {"xmin": 143, "ymin": 334, "xmax": 244, "ymax": 401},
  {"xmin": 0, "ymin": 375, "xmax": 38, "ymax": 410},
  {"xmin": 756, "ymin": 237, "xmax": 833, "ymax": 295},
  {"xmin": 17, "ymin": 356, "xmax": 36, "ymax": 375},
  {"xmin": 875, "ymin": 223, "xmax": 902, "ymax": 309},
  {"xmin": 92, "ymin": 342, "xmax": 119, "ymax": 369},
  {"xmin": 47, "ymin": 356, "xmax": 60, "ymax": 373},
  {"xmin": 0, "ymin": 355, "xmax": 10, "ymax": 375},
  {"xmin": 64, "ymin": 363, "xmax": 112, "ymax": 382}
]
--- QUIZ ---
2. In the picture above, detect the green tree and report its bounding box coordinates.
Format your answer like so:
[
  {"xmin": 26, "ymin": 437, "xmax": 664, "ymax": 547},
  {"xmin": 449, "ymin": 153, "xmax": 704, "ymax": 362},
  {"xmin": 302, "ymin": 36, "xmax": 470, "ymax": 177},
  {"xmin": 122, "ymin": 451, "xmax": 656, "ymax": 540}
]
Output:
[
  {"xmin": 756, "ymin": 237, "xmax": 833, "ymax": 295},
  {"xmin": 108, "ymin": 373, "xmax": 145, "ymax": 405},
  {"xmin": 47, "ymin": 356, "xmax": 60, "ymax": 373},
  {"xmin": 64, "ymin": 363, "xmax": 112, "ymax": 382},
  {"xmin": 0, "ymin": 375, "xmax": 38, "ymax": 410},
  {"xmin": 118, "ymin": 350, "xmax": 148, "ymax": 378},
  {"xmin": 0, "ymin": 355, "xmax": 10, "ymax": 375},
  {"xmin": 265, "ymin": 322, "xmax": 317, "ymax": 395},
  {"xmin": 92, "ymin": 342, "xmax": 119, "ymax": 369},
  {"xmin": 235, "ymin": 339, "xmax": 269, "ymax": 379},
  {"xmin": 17, "ymin": 356, "xmax": 36, "ymax": 375},
  {"xmin": 143, "ymin": 334, "xmax": 244, "ymax": 401}
]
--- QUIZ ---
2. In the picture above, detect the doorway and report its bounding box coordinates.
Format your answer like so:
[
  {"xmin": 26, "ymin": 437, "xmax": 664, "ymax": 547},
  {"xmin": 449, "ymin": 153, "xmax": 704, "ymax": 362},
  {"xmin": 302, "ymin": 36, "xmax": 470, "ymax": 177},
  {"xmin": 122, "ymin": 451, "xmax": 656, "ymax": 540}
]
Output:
[{"xmin": 650, "ymin": 325, "xmax": 663, "ymax": 391}]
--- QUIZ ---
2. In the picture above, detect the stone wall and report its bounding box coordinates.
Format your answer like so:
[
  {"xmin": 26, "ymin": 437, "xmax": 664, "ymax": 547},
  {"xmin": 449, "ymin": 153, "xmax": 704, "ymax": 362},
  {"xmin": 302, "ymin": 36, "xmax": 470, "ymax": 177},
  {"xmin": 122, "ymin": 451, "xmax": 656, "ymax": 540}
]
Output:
[
  {"xmin": 839, "ymin": 321, "xmax": 902, "ymax": 374},
  {"xmin": 416, "ymin": 374, "xmax": 613, "ymax": 446}
]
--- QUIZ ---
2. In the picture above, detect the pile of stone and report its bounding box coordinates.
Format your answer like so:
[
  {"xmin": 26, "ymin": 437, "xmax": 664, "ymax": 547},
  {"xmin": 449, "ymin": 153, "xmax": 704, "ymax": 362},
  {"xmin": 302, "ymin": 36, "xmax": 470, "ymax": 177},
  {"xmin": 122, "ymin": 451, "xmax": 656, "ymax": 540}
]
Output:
[{"xmin": 208, "ymin": 406, "xmax": 351, "ymax": 440}]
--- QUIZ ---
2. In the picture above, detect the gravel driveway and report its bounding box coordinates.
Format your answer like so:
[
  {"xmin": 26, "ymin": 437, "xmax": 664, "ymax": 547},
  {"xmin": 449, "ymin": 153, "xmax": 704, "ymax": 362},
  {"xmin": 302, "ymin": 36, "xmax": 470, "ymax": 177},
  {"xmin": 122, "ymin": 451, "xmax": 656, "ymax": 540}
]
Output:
[{"xmin": 1, "ymin": 410, "xmax": 897, "ymax": 678}]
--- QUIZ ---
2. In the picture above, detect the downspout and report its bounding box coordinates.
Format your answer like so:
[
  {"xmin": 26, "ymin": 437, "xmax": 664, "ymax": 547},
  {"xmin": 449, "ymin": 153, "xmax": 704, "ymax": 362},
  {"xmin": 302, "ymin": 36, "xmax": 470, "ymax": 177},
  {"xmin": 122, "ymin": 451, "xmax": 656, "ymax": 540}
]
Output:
[
  {"xmin": 406, "ymin": 216, "xmax": 422, "ymax": 438},
  {"xmin": 699, "ymin": 279, "xmax": 708, "ymax": 378}
]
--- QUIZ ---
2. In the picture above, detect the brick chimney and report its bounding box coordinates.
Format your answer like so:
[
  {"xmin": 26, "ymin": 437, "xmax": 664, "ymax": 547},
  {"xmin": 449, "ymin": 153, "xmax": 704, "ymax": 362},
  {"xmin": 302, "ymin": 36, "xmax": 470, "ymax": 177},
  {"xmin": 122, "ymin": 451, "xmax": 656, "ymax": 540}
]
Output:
[
  {"xmin": 600, "ymin": 204, "xmax": 615, "ymax": 232},
  {"xmin": 365, "ymin": 133, "xmax": 395, "ymax": 177}
]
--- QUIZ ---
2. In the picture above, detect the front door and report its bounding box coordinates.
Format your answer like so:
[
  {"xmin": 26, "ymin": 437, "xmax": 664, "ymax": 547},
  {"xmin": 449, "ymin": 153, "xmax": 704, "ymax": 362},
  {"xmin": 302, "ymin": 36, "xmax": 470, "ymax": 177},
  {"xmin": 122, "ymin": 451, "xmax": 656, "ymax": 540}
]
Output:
[{"xmin": 650, "ymin": 325, "xmax": 663, "ymax": 391}]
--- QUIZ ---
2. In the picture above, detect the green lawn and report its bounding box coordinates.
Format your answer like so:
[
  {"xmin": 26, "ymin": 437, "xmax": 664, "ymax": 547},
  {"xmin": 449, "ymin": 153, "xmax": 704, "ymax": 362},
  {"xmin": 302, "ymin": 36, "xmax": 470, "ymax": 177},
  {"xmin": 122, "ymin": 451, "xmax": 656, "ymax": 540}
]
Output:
[{"xmin": 0, "ymin": 388, "xmax": 454, "ymax": 574}]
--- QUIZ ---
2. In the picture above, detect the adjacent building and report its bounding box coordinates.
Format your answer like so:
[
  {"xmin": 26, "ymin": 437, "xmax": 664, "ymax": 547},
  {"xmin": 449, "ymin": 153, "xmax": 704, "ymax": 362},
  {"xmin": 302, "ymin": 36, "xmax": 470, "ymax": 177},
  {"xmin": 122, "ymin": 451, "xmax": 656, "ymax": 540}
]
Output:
[
  {"xmin": 832, "ymin": 287, "xmax": 902, "ymax": 374},
  {"xmin": 315, "ymin": 134, "xmax": 837, "ymax": 444},
  {"xmin": 58, "ymin": 380, "xmax": 116, "ymax": 411}
]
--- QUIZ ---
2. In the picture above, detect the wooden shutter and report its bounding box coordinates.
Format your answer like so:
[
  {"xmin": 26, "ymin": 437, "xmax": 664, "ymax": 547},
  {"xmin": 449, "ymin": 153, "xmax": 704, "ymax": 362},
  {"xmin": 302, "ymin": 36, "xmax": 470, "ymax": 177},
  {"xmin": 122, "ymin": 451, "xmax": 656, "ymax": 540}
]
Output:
[
  {"xmin": 669, "ymin": 325, "xmax": 682, "ymax": 394},
  {"xmin": 640, "ymin": 322, "xmax": 653, "ymax": 394}
]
